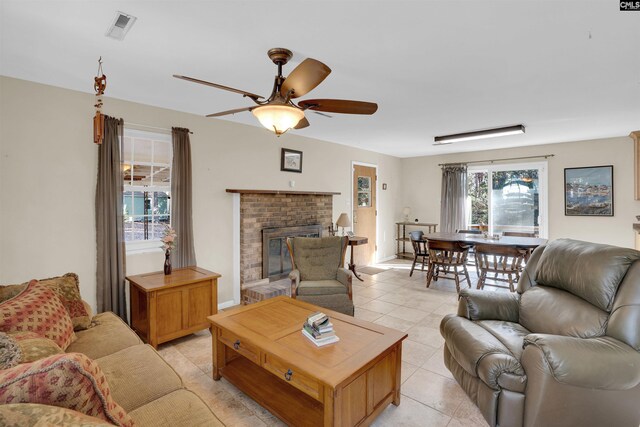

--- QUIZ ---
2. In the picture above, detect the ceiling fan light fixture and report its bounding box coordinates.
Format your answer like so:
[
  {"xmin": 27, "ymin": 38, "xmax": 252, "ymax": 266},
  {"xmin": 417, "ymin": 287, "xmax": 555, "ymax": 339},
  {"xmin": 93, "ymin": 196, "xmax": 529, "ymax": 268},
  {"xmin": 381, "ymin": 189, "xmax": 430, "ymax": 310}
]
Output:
[
  {"xmin": 434, "ymin": 124, "xmax": 525, "ymax": 145},
  {"xmin": 252, "ymin": 104, "xmax": 305, "ymax": 136}
]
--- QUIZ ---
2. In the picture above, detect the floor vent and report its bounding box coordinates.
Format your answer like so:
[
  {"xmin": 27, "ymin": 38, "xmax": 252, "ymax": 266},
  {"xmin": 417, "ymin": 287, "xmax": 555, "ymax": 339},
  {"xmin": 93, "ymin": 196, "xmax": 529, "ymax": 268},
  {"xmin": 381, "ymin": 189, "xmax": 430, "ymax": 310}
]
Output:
[{"xmin": 105, "ymin": 11, "xmax": 137, "ymax": 41}]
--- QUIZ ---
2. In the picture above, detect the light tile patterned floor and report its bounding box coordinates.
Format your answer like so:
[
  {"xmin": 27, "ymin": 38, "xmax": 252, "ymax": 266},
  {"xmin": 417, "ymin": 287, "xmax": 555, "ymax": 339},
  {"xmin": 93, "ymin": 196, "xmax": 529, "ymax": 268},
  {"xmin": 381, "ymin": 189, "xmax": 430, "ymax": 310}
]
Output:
[{"xmin": 158, "ymin": 260, "xmax": 490, "ymax": 427}]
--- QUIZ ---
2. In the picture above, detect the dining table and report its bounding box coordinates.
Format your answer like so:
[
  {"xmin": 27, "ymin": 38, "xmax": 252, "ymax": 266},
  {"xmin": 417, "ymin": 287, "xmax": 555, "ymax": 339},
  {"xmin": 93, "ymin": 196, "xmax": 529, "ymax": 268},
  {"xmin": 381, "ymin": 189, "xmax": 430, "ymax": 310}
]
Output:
[{"xmin": 422, "ymin": 232, "xmax": 548, "ymax": 249}]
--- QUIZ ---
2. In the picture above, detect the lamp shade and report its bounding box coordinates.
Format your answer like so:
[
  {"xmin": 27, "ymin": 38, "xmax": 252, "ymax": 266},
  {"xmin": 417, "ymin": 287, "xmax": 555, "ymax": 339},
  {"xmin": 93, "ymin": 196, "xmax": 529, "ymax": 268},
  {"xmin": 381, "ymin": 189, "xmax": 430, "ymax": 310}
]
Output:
[
  {"xmin": 252, "ymin": 104, "xmax": 305, "ymax": 135},
  {"xmin": 336, "ymin": 213, "xmax": 351, "ymax": 228}
]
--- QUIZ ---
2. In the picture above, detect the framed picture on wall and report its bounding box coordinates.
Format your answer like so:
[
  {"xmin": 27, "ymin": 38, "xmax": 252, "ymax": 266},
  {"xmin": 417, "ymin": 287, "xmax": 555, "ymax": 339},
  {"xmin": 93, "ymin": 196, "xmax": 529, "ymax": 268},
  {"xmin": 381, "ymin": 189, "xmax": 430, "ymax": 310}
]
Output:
[
  {"xmin": 564, "ymin": 165, "xmax": 613, "ymax": 216},
  {"xmin": 281, "ymin": 148, "xmax": 303, "ymax": 173}
]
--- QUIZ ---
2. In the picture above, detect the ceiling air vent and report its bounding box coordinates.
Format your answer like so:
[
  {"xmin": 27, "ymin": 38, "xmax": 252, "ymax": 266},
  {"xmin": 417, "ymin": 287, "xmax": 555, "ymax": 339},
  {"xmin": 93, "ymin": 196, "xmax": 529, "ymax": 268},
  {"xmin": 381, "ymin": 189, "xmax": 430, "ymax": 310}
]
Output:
[{"xmin": 105, "ymin": 11, "xmax": 137, "ymax": 41}]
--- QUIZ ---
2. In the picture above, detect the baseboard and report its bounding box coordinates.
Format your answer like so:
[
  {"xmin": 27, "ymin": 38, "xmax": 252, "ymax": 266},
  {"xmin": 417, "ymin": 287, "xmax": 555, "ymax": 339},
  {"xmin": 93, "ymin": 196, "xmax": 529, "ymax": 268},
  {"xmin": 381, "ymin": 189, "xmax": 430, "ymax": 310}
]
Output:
[{"xmin": 218, "ymin": 299, "xmax": 237, "ymax": 310}]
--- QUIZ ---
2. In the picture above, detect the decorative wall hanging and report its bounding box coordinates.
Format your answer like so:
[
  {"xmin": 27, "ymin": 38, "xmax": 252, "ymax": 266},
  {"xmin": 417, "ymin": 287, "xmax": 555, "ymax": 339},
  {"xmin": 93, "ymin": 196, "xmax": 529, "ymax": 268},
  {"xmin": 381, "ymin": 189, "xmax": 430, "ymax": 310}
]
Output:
[
  {"xmin": 93, "ymin": 57, "xmax": 107, "ymax": 145},
  {"xmin": 281, "ymin": 148, "xmax": 303, "ymax": 173},
  {"xmin": 564, "ymin": 165, "xmax": 614, "ymax": 216}
]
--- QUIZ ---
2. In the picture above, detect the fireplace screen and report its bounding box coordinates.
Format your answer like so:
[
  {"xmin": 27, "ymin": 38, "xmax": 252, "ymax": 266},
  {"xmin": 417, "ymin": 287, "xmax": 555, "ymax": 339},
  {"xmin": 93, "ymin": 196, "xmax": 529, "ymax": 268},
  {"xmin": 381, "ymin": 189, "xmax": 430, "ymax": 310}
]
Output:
[{"xmin": 262, "ymin": 224, "xmax": 322, "ymax": 280}]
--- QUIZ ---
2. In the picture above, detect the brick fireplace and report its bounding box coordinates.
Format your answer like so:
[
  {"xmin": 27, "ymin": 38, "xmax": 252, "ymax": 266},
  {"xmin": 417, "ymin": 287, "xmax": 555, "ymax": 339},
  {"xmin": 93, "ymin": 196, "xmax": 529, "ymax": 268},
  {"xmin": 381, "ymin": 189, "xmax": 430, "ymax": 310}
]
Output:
[{"xmin": 226, "ymin": 190, "xmax": 340, "ymax": 294}]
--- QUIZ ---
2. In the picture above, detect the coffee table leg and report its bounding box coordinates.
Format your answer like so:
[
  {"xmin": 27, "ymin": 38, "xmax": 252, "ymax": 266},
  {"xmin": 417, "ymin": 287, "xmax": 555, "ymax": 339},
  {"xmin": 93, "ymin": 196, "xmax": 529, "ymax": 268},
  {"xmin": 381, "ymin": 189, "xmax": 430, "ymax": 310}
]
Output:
[
  {"xmin": 211, "ymin": 326, "xmax": 224, "ymax": 380},
  {"xmin": 393, "ymin": 345, "xmax": 402, "ymax": 406}
]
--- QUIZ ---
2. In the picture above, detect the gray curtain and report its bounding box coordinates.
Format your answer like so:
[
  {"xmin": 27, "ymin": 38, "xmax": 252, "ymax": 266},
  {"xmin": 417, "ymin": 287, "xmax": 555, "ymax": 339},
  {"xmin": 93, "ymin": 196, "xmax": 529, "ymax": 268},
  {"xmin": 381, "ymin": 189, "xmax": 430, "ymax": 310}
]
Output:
[
  {"xmin": 171, "ymin": 127, "xmax": 197, "ymax": 268},
  {"xmin": 440, "ymin": 164, "xmax": 468, "ymax": 233},
  {"xmin": 95, "ymin": 116, "xmax": 127, "ymax": 321}
]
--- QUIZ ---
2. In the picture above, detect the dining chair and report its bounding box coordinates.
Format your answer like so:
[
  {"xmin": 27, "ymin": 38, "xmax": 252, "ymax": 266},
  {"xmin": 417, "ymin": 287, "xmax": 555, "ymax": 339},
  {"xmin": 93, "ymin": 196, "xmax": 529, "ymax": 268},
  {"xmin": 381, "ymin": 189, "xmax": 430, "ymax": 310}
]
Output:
[
  {"xmin": 474, "ymin": 243, "xmax": 528, "ymax": 292},
  {"xmin": 409, "ymin": 230, "xmax": 428, "ymax": 277},
  {"xmin": 456, "ymin": 229, "xmax": 482, "ymax": 275},
  {"xmin": 426, "ymin": 239, "xmax": 471, "ymax": 293}
]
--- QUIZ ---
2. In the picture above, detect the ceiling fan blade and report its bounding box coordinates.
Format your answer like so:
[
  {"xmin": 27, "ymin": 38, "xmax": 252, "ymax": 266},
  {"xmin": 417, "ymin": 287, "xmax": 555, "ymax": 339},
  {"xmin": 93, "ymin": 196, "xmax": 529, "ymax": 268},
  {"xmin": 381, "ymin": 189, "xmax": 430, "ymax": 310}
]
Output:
[
  {"xmin": 173, "ymin": 75, "xmax": 263, "ymax": 100},
  {"xmin": 280, "ymin": 59, "xmax": 331, "ymax": 99},
  {"xmin": 294, "ymin": 117, "xmax": 310, "ymax": 129},
  {"xmin": 206, "ymin": 107, "xmax": 254, "ymax": 118},
  {"xmin": 298, "ymin": 99, "xmax": 378, "ymax": 115}
]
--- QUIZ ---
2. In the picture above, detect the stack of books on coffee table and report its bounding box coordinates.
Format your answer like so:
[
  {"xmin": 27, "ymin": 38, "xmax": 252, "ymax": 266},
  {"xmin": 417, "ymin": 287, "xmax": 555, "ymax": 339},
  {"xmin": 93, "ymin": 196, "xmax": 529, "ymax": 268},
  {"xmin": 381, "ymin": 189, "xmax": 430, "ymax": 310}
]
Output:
[{"xmin": 301, "ymin": 311, "xmax": 340, "ymax": 347}]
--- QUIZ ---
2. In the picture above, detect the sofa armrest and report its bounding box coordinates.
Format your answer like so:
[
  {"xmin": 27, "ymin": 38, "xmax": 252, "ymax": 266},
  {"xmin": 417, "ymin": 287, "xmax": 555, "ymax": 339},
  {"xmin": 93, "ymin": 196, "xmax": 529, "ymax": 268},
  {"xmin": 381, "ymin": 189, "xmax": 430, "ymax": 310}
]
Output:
[
  {"xmin": 289, "ymin": 269, "xmax": 300, "ymax": 298},
  {"xmin": 457, "ymin": 288, "xmax": 519, "ymax": 322},
  {"xmin": 523, "ymin": 334, "xmax": 640, "ymax": 390},
  {"xmin": 337, "ymin": 268, "xmax": 353, "ymax": 299}
]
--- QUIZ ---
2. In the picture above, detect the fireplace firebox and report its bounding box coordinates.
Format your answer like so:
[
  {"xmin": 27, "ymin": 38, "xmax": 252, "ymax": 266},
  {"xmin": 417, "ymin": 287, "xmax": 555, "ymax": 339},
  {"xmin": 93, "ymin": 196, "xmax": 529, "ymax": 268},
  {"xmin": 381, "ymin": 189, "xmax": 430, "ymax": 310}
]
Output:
[{"xmin": 262, "ymin": 224, "xmax": 322, "ymax": 280}]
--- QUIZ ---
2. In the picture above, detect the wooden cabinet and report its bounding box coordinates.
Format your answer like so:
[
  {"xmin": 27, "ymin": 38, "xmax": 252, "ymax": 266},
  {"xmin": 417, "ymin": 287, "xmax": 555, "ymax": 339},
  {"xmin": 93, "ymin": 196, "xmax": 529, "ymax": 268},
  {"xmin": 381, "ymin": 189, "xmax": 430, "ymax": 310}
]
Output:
[
  {"xmin": 127, "ymin": 266, "xmax": 220, "ymax": 348},
  {"xmin": 396, "ymin": 222, "xmax": 437, "ymax": 259}
]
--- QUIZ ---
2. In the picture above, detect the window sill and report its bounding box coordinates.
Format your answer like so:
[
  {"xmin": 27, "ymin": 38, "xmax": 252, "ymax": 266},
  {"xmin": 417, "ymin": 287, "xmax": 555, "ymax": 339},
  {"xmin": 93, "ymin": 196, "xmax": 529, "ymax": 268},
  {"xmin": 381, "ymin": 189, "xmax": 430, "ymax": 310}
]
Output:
[{"xmin": 126, "ymin": 247, "xmax": 165, "ymax": 256}]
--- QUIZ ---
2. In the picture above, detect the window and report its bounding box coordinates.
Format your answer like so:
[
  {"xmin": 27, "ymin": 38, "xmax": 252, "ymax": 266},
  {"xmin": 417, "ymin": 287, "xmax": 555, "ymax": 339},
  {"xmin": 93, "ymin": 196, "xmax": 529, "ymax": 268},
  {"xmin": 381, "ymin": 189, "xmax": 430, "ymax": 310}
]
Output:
[
  {"xmin": 357, "ymin": 176, "xmax": 372, "ymax": 207},
  {"xmin": 466, "ymin": 162, "xmax": 548, "ymax": 237},
  {"xmin": 121, "ymin": 129, "xmax": 172, "ymax": 251}
]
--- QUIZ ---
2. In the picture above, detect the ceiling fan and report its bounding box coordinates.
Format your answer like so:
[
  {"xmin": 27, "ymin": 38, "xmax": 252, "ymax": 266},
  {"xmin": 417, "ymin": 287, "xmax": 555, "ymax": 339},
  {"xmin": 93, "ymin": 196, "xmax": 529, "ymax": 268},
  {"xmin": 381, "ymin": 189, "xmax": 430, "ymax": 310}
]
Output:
[{"xmin": 173, "ymin": 48, "xmax": 378, "ymax": 136}]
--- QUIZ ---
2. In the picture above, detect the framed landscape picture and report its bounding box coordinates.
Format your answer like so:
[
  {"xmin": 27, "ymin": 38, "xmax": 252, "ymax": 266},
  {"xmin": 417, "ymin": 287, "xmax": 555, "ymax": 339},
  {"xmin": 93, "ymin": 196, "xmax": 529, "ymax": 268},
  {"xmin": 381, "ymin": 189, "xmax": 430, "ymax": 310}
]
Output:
[
  {"xmin": 564, "ymin": 165, "xmax": 613, "ymax": 216},
  {"xmin": 281, "ymin": 148, "xmax": 303, "ymax": 173}
]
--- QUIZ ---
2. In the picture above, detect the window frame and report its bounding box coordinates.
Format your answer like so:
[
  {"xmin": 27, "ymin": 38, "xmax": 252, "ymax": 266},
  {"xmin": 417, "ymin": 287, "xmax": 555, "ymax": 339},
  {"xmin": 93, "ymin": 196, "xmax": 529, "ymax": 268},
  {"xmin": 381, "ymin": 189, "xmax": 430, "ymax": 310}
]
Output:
[
  {"xmin": 466, "ymin": 161, "xmax": 548, "ymax": 238},
  {"xmin": 121, "ymin": 128, "xmax": 172, "ymax": 253}
]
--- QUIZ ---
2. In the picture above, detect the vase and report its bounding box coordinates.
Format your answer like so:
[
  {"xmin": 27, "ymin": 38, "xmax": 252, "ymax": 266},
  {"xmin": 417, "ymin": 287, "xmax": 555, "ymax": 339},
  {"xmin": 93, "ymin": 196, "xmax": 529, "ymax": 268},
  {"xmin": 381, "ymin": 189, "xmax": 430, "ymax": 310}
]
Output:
[{"xmin": 164, "ymin": 249, "xmax": 172, "ymax": 275}]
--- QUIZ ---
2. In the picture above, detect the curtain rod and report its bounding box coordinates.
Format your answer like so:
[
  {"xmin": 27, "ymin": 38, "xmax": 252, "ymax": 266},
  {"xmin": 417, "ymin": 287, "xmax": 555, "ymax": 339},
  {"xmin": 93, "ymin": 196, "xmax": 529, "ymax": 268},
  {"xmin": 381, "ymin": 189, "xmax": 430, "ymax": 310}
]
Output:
[
  {"xmin": 126, "ymin": 122, "xmax": 193, "ymax": 134},
  {"xmin": 439, "ymin": 154, "xmax": 554, "ymax": 167}
]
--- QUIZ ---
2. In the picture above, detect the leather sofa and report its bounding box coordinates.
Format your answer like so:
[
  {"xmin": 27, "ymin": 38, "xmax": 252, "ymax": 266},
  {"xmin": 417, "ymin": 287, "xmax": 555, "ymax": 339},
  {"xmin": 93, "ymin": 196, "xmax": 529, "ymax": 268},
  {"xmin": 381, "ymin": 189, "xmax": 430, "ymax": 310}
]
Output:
[{"xmin": 440, "ymin": 238, "xmax": 640, "ymax": 427}]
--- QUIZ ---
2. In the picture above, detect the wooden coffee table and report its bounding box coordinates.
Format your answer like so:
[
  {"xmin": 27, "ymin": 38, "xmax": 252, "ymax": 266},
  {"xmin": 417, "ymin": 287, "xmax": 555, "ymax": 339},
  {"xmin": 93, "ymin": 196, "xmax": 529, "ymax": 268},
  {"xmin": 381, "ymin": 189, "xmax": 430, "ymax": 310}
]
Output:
[{"xmin": 208, "ymin": 296, "xmax": 407, "ymax": 426}]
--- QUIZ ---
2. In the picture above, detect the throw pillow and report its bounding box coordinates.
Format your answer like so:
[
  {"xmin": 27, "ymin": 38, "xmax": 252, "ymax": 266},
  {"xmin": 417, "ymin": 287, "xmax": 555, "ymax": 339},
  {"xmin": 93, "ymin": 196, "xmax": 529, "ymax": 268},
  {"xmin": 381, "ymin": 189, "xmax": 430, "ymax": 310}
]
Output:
[
  {"xmin": 0, "ymin": 403, "xmax": 114, "ymax": 426},
  {"xmin": 0, "ymin": 353, "xmax": 134, "ymax": 427},
  {"xmin": 0, "ymin": 280, "xmax": 76, "ymax": 350},
  {"xmin": 38, "ymin": 273, "xmax": 91, "ymax": 330},
  {"xmin": 0, "ymin": 332, "xmax": 63, "ymax": 369},
  {"xmin": 0, "ymin": 283, "xmax": 27, "ymax": 303}
]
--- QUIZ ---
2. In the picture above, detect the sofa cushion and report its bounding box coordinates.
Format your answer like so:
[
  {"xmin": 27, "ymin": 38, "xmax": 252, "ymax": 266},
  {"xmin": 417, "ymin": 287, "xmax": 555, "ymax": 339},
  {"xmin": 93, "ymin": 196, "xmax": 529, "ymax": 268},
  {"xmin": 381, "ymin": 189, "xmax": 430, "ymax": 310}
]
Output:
[
  {"xmin": 297, "ymin": 280, "xmax": 348, "ymax": 296},
  {"xmin": 0, "ymin": 331, "xmax": 63, "ymax": 369},
  {"xmin": 290, "ymin": 236, "xmax": 345, "ymax": 281},
  {"xmin": 0, "ymin": 403, "xmax": 114, "ymax": 426},
  {"xmin": 441, "ymin": 314, "xmax": 525, "ymax": 391},
  {"xmin": 66, "ymin": 312, "xmax": 141, "ymax": 360},
  {"xmin": 96, "ymin": 344, "xmax": 183, "ymax": 412},
  {"xmin": 0, "ymin": 352, "xmax": 133, "ymax": 427},
  {"xmin": 0, "ymin": 280, "xmax": 76, "ymax": 350},
  {"xmin": 535, "ymin": 239, "xmax": 640, "ymax": 311},
  {"xmin": 128, "ymin": 389, "xmax": 223, "ymax": 427},
  {"xmin": 520, "ymin": 286, "xmax": 608, "ymax": 338}
]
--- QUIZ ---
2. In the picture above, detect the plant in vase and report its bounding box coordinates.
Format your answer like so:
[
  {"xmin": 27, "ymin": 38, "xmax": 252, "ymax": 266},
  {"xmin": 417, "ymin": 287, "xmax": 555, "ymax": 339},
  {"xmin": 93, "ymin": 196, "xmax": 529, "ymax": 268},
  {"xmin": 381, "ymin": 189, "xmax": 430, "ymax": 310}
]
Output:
[{"xmin": 162, "ymin": 226, "xmax": 177, "ymax": 275}]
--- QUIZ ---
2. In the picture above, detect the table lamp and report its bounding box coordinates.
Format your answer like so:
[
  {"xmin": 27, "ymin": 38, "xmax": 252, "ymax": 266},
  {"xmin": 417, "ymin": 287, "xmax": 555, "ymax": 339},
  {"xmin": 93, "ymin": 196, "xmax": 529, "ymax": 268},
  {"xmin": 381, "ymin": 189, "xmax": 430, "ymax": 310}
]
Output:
[{"xmin": 336, "ymin": 213, "xmax": 351, "ymax": 235}]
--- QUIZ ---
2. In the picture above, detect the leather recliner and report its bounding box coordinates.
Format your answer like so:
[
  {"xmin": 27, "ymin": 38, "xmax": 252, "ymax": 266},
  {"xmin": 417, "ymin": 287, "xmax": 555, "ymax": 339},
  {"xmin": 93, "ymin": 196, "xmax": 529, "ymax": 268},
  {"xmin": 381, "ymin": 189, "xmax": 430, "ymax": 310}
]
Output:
[{"xmin": 440, "ymin": 238, "xmax": 640, "ymax": 427}]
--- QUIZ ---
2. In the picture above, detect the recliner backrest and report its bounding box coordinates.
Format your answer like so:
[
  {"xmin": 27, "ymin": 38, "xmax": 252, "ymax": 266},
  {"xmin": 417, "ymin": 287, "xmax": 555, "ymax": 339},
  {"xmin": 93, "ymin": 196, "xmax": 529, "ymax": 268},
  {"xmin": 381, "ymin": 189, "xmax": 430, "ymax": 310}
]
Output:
[
  {"xmin": 288, "ymin": 236, "xmax": 347, "ymax": 281},
  {"xmin": 518, "ymin": 239, "xmax": 640, "ymax": 339}
]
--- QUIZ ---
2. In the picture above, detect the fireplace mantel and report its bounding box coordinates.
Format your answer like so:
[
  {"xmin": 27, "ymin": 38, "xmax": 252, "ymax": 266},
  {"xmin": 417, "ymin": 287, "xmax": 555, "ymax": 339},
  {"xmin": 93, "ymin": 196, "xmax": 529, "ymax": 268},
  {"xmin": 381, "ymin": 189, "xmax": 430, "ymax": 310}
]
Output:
[{"xmin": 226, "ymin": 189, "xmax": 340, "ymax": 196}]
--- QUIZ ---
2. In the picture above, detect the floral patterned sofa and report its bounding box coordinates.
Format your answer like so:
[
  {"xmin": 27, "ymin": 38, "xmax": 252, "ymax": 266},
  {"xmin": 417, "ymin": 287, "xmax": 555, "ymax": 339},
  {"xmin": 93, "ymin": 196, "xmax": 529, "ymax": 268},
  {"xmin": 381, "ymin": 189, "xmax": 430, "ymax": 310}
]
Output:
[{"xmin": 0, "ymin": 274, "xmax": 223, "ymax": 426}]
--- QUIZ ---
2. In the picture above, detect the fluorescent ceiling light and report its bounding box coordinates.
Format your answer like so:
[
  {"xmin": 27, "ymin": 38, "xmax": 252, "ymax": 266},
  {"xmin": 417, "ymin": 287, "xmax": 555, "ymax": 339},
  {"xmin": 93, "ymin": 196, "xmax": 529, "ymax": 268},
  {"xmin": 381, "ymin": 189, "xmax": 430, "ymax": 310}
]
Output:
[{"xmin": 434, "ymin": 124, "xmax": 525, "ymax": 145}]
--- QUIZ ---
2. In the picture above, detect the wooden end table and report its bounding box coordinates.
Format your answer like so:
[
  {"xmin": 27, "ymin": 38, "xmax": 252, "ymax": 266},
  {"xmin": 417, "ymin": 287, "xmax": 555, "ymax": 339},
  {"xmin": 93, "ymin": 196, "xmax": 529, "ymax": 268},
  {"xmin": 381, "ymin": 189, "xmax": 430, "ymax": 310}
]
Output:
[
  {"xmin": 208, "ymin": 296, "xmax": 407, "ymax": 426},
  {"xmin": 347, "ymin": 236, "xmax": 368, "ymax": 281},
  {"xmin": 127, "ymin": 266, "xmax": 220, "ymax": 348}
]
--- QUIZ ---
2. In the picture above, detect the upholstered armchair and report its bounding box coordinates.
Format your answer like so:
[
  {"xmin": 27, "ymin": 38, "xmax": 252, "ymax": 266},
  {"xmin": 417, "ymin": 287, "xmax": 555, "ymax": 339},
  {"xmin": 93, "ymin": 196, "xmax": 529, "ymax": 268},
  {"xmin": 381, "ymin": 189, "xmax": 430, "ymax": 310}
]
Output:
[
  {"xmin": 440, "ymin": 239, "xmax": 640, "ymax": 427},
  {"xmin": 286, "ymin": 236, "xmax": 354, "ymax": 316}
]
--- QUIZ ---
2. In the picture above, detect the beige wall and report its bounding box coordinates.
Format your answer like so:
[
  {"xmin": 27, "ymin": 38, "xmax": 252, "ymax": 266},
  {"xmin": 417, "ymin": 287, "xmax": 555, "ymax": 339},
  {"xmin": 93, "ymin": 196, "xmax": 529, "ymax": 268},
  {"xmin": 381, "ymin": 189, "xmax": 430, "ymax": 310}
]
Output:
[
  {"xmin": 401, "ymin": 137, "xmax": 640, "ymax": 248},
  {"xmin": 0, "ymin": 76, "xmax": 403, "ymax": 310}
]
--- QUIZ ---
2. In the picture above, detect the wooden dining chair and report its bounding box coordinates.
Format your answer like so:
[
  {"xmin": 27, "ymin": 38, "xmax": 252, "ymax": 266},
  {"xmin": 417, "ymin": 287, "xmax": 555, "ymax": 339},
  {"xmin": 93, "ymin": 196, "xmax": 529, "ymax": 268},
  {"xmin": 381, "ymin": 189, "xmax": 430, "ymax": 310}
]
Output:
[
  {"xmin": 474, "ymin": 243, "xmax": 528, "ymax": 292},
  {"xmin": 426, "ymin": 239, "xmax": 471, "ymax": 293},
  {"xmin": 409, "ymin": 230, "xmax": 429, "ymax": 277},
  {"xmin": 456, "ymin": 229, "xmax": 482, "ymax": 275}
]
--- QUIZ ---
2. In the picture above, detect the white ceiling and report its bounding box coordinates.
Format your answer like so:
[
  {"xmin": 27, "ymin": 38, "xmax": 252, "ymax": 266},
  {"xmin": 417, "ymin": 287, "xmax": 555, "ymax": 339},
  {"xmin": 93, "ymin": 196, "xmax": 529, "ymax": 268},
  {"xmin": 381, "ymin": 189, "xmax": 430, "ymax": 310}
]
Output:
[{"xmin": 1, "ymin": 1, "xmax": 639, "ymax": 158}]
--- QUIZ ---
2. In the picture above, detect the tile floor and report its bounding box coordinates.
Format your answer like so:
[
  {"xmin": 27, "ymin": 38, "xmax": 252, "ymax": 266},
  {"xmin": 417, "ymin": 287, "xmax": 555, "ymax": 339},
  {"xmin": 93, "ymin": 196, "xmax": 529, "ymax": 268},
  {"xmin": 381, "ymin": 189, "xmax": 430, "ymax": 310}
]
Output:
[{"xmin": 158, "ymin": 260, "xmax": 491, "ymax": 426}]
